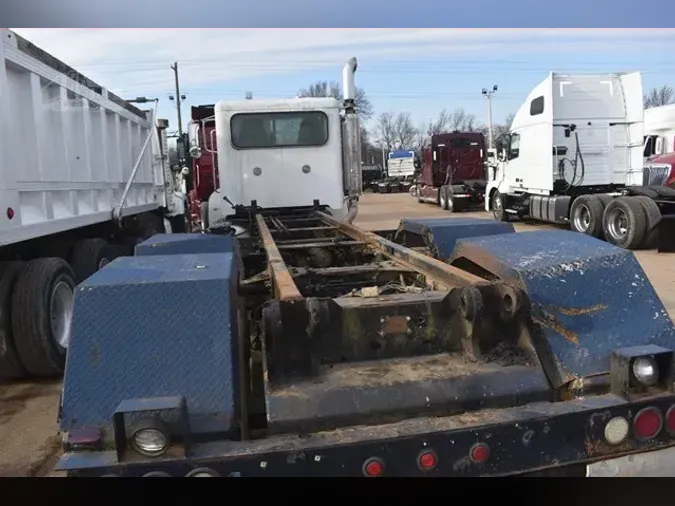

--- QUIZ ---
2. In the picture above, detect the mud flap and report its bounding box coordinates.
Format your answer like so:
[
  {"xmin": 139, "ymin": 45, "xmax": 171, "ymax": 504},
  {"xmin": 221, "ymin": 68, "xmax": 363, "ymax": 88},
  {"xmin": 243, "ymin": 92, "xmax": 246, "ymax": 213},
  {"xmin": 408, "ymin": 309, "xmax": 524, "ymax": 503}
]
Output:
[{"xmin": 657, "ymin": 214, "xmax": 675, "ymax": 253}]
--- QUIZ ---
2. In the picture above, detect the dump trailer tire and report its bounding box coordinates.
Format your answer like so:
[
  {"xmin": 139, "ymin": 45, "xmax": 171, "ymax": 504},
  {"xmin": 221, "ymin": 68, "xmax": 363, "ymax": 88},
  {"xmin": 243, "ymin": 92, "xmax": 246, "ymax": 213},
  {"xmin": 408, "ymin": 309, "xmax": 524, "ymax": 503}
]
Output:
[
  {"xmin": 0, "ymin": 262, "xmax": 28, "ymax": 380},
  {"xmin": 569, "ymin": 195, "xmax": 604, "ymax": 238},
  {"xmin": 11, "ymin": 258, "xmax": 76, "ymax": 377},
  {"xmin": 602, "ymin": 197, "xmax": 648, "ymax": 250},
  {"xmin": 634, "ymin": 196, "xmax": 662, "ymax": 250},
  {"xmin": 69, "ymin": 238, "xmax": 113, "ymax": 285}
]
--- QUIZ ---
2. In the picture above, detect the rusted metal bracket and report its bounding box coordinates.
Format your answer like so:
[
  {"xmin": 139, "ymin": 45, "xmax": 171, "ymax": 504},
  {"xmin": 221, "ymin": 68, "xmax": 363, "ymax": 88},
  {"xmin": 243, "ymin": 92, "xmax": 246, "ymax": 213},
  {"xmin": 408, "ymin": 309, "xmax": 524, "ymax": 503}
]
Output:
[
  {"xmin": 255, "ymin": 214, "xmax": 303, "ymax": 301},
  {"xmin": 315, "ymin": 212, "xmax": 487, "ymax": 288}
]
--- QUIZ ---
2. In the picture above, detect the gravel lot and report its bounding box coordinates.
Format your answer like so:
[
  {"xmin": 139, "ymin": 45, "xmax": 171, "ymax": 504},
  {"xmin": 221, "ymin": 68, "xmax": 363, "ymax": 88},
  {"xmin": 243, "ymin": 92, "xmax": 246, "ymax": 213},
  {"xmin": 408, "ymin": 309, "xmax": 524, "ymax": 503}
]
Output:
[{"xmin": 1, "ymin": 191, "xmax": 673, "ymax": 476}]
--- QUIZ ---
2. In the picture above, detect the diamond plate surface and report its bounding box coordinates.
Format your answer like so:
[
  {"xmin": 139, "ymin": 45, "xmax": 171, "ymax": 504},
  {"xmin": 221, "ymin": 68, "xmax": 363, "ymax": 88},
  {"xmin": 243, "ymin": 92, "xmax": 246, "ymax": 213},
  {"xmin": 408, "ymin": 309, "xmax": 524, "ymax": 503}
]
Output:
[
  {"xmin": 135, "ymin": 233, "xmax": 236, "ymax": 256},
  {"xmin": 449, "ymin": 230, "xmax": 675, "ymax": 388},
  {"xmin": 60, "ymin": 252, "xmax": 240, "ymax": 435},
  {"xmin": 399, "ymin": 217, "xmax": 514, "ymax": 260}
]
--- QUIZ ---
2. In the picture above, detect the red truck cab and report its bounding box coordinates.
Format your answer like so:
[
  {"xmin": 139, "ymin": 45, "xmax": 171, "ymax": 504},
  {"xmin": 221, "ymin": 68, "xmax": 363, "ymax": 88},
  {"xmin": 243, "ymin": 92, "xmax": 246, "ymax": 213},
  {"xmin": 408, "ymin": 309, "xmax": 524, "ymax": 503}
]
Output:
[
  {"xmin": 187, "ymin": 105, "xmax": 218, "ymax": 229},
  {"xmin": 417, "ymin": 131, "xmax": 487, "ymax": 212},
  {"xmin": 644, "ymin": 152, "xmax": 675, "ymax": 188}
]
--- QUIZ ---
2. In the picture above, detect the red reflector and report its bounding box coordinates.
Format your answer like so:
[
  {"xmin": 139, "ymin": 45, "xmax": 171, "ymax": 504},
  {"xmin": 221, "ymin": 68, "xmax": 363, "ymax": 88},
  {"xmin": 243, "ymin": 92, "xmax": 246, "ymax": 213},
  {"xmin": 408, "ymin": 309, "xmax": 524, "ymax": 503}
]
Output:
[
  {"xmin": 633, "ymin": 407, "xmax": 663, "ymax": 440},
  {"xmin": 363, "ymin": 457, "xmax": 384, "ymax": 477},
  {"xmin": 470, "ymin": 443, "xmax": 490, "ymax": 463},
  {"xmin": 6, "ymin": 208, "xmax": 14, "ymax": 220},
  {"xmin": 418, "ymin": 450, "xmax": 438, "ymax": 470},
  {"xmin": 665, "ymin": 406, "xmax": 675, "ymax": 435}
]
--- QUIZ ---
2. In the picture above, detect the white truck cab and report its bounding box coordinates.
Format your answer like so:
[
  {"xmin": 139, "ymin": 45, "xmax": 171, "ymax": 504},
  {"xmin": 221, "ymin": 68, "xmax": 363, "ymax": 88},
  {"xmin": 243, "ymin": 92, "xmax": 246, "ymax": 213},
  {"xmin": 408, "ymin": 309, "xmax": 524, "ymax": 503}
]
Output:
[
  {"xmin": 643, "ymin": 103, "xmax": 675, "ymax": 160},
  {"xmin": 485, "ymin": 72, "xmax": 644, "ymax": 220},
  {"xmin": 189, "ymin": 59, "xmax": 362, "ymax": 230}
]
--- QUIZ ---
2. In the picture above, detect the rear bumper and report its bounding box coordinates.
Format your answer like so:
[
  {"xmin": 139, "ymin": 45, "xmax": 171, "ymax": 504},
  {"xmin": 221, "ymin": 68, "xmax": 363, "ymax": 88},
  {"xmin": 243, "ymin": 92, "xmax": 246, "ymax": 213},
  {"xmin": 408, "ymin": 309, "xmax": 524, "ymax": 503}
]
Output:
[
  {"xmin": 587, "ymin": 446, "xmax": 675, "ymax": 477},
  {"xmin": 58, "ymin": 392, "xmax": 675, "ymax": 477}
]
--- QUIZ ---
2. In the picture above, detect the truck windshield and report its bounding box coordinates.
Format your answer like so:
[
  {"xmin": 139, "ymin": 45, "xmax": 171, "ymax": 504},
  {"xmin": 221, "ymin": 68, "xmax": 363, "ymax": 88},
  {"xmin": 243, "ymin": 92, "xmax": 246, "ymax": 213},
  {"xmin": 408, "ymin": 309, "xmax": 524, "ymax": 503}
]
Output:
[{"xmin": 231, "ymin": 111, "xmax": 329, "ymax": 149}]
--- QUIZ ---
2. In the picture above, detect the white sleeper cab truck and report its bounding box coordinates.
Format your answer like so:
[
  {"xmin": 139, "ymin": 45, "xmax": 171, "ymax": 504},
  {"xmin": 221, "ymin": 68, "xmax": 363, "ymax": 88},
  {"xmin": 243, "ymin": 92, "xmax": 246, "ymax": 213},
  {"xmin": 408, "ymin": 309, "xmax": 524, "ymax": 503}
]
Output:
[
  {"xmin": 643, "ymin": 103, "xmax": 675, "ymax": 161},
  {"xmin": 190, "ymin": 59, "xmax": 362, "ymax": 232},
  {"xmin": 484, "ymin": 72, "xmax": 675, "ymax": 250}
]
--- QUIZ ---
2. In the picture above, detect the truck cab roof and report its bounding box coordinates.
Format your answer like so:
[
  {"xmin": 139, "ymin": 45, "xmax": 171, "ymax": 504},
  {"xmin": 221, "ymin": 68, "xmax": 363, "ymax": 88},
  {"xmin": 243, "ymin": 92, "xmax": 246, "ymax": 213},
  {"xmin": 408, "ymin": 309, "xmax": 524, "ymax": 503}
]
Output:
[{"xmin": 215, "ymin": 97, "xmax": 340, "ymax": 113}]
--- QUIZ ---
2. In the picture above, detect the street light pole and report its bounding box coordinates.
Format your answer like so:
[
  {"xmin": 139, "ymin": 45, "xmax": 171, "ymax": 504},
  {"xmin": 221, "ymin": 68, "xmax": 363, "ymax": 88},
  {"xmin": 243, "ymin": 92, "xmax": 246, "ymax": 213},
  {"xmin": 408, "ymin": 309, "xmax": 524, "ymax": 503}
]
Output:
[
  {"xmin": 482, "ymin": 84, "xmax": 498, "ymax": 149},
  {"xmin": 169, "ymin": 62, "xmax": 186, "ymax": 137}
]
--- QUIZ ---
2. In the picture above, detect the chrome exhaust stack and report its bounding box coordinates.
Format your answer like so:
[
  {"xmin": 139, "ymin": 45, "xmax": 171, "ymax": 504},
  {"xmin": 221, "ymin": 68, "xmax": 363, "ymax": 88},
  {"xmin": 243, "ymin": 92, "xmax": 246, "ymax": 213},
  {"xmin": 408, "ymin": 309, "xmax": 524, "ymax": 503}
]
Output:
[{"xmin": 341, "ymin": 57, "xmax": 362, "ymax": 224}]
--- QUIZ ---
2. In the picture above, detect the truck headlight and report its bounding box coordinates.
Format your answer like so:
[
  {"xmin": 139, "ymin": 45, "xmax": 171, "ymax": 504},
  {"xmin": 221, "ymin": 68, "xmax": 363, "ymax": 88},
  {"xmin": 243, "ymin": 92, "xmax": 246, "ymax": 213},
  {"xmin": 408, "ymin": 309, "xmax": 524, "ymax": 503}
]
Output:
[
  {"xmin": 130, "ymin": 418, "xmax": 170, "ymax": 457},
  {"xmin": 633, "ymin": 357, "xmax": 659, "ymax": 386}
]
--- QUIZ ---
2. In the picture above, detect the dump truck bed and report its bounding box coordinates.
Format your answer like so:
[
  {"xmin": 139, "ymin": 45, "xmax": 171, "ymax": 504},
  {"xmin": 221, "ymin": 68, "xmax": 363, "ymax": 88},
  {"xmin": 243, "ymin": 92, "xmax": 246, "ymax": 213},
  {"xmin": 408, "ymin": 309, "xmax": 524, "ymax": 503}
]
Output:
[{"xmin": 0, "ymin": 29, "xmax": 165, "ymax": 247}]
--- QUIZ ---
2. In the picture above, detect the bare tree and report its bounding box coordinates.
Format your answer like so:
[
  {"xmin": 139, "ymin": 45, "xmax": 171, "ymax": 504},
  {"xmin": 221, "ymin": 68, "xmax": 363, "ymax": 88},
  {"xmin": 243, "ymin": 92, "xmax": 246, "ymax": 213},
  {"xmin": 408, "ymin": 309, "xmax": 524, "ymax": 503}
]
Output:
[
  {"xmin": 297, "ymin": 80, "xmax": 374, "ymax": 120},
  {"xmin": 375, "ymin": 112, "xmax": 397, "ymax": 150},
  {"xmin": 644, "ymin": 85, "xmax": 675, "ymax": 109},
  {"xmin": 393, "ymin": 113, "xmax": 417, "ymax": 149}
]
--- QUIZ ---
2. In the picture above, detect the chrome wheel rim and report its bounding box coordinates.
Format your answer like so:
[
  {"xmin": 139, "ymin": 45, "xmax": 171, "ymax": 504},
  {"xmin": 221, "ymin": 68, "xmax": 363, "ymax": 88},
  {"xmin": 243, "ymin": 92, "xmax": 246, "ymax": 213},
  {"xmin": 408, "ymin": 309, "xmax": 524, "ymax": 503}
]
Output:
[
  {"xmin": 572, "ymin": 204, "xmax": 591, "ymax": 232},
  {"xmin": 51, "ymin": 281, "xmax": 74, "ymax": 349},
  {"xmin": 606, "ymin": 208, "xmax": 629, "ymax": 241}
]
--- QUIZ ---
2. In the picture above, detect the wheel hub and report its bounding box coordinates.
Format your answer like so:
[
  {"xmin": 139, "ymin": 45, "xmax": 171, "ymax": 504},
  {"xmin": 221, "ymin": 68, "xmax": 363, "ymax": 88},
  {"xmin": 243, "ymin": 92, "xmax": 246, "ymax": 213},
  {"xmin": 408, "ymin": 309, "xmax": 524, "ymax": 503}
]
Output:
[
  {"xmin": 607, "ymin": 208, "xmax": 629, "ymax": 240},
  {"xmin": 573, "ymin": 204, "xmax": 591, "ymax": 232},
  {"xmin": 51, "ymin": 281, "xmax": 74, "ymax": 349}
]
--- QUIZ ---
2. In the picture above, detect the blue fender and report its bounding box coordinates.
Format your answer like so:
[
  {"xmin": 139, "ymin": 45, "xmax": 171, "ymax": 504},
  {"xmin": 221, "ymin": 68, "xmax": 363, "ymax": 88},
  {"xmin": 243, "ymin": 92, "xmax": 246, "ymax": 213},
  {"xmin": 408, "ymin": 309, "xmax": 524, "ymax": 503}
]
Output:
[
  {"xmin": 447, "ymin": 230, "xmax": 675, "ymax": 389},
  {"xmin": 59, "ymin": 250, "xmax": 241, "ymax": 439}
]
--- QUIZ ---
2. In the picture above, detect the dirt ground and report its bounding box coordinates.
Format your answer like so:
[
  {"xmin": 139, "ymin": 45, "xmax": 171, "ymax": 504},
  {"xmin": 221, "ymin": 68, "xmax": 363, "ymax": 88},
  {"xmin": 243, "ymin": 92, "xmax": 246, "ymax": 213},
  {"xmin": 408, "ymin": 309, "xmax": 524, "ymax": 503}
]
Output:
[{"xmin": 1, "ymin": 191, "xmax": 673, "ymax": 477}]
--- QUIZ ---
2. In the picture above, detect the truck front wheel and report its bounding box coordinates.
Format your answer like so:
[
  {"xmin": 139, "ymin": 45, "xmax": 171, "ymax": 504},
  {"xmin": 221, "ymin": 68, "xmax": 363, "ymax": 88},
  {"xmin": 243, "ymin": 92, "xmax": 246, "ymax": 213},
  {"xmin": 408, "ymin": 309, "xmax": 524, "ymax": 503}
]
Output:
[
  {"xmin": 602, "ymin": 197, "xmax": 647, "ymax": 250},
  {"xmin": 11, "ymin": 258, "xmax": 76, "ymax": 377},
  {"xmin": 491, "ymin": 191, "xmax": 509, "ymax": 222},
  {"xmin": 70, "ymin": 238, "xmax": 114, "ymax": 285}
]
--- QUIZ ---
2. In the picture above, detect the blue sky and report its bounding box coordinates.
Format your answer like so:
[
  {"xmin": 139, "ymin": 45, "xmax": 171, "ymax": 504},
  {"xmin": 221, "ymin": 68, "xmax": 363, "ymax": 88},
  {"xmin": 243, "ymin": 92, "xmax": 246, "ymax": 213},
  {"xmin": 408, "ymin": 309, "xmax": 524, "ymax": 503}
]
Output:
[{"xmin": 12, "ymin": 29, "xmax": 675, "ymax": 140}]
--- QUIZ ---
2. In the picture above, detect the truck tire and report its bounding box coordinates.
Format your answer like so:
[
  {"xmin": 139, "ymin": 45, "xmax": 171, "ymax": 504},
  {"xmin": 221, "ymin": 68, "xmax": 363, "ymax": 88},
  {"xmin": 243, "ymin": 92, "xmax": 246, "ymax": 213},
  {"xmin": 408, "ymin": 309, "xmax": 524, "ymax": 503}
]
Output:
[
  {"xmin": 634, "ymin": 196, "xmax": 661, "ymax": 249},
  {"xmin": 11, "ymin": 258, "xmax": 76, "ymax": 377},
  {"xmin": 491, "ymin": 191, "xmax": 509, "ymax": 222},
  {"xmin": 569, "ymin": 195, "xmax": 604, "ymax": 238},
  {"xmin": 602, "ymin": 197, "xmax": 647, "ymax": 250},
  {"xmin": 439, "ymin": 186, "xmax": 450, "ymax": 210},
  {"xmin": 0, "ymin": 262, "xmax": 28, "ymax": 380},
  {"xmin": 69, "ymin": 238, "xmax": 113, "ymax": 284}
]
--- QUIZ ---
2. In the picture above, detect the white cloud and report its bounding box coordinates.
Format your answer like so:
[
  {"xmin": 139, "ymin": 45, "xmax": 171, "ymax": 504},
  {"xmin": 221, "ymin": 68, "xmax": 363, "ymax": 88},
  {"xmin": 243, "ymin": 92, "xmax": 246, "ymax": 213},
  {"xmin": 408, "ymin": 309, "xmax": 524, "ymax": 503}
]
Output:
[{"xmin": 10, "ymin": 28, "xmax": 673, "ymax": 97}]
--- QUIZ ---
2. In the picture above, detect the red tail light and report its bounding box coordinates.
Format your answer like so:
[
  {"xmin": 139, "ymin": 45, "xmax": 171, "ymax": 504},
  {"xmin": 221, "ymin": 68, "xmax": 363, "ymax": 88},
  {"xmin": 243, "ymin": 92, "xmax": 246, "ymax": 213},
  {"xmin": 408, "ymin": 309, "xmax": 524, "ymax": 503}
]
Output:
[
  {"xmin": 418, "ymin": 450, "xmax": 438, "ymax": 470},
  {"xmin": 470, "ymin": 443, "xmax": 490, "ymax": 463},
  {"xmin": 362, "ymin": 457, "xmax": 384, "ymax": 477},
  {"xmin": 665, "ymin": 406, "xmax": 675, "ymax": 435},
  {"xmin": 633, "ymin": 407, "xmax": 663, "ymax": 440}
]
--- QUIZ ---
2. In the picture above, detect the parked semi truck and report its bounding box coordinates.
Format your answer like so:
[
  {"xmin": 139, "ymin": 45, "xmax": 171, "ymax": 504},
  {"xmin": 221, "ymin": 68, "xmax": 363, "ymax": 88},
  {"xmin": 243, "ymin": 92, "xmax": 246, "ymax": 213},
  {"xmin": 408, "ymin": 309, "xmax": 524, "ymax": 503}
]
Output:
[
  {"xmin": 643, "ymin": 103, "xmax": 675, "ymax": 161},
  {"xmin": 56, "ymin": 57, "xmax": 675, "ymax": 478},
  {"xmin": 0, "ymin": 29, "xmax": 186, "ymax": 381},
  {"xmin": 416, "ymin": 131, "xmax": 487, "ymax": 212},
  {"xmin": 375, "ymin": 150, "xmax": 417, "ymax": 193},
  {"xmin": 486, "ymin": 72, "xmax": 675, "ymax": 252}
]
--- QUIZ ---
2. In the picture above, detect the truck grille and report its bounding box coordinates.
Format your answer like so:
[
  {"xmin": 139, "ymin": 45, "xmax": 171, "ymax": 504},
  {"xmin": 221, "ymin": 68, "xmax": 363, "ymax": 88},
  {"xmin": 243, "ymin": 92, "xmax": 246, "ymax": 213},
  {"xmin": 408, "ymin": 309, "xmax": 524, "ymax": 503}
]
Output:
[{"xmin": 642, "ymin": 164, "xmax": 671, "ymax": 186}]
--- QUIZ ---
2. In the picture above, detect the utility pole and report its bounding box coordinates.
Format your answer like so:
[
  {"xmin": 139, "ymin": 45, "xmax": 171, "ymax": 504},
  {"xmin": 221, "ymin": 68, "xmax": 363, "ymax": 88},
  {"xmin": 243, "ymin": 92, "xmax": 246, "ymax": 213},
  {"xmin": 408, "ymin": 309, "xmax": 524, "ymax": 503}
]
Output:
[
  {"xmin": 169, "ymin": 62, "xmax": 186, "ymax": 137},
  {"xmin": 482, "ymin": 84, "xmax": 498, "ymax": 149},
  {"xmin": 380, "ymin": 142, "xmax": 387, "ymax": 173}
]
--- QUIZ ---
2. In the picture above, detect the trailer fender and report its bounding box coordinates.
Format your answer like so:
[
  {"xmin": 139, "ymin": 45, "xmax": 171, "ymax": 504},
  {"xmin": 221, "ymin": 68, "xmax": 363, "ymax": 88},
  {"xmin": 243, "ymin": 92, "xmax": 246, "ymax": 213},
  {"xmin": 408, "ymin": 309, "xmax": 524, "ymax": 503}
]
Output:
[
  {"xmin": 447, "ymin": 230, "xmax": 675, "ymax": 389},
  {"xmin": 58, "ymin": 251, "xmax": 243, "ymax": 441},
  {"xmin": 395, "ymin": 217, "xmax": 515, "ymax": 261}
]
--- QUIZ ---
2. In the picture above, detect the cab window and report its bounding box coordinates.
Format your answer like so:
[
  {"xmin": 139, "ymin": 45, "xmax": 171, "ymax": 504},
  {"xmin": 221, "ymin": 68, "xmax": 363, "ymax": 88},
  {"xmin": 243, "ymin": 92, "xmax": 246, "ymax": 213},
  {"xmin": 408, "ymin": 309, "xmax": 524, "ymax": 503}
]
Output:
[
  {"xmin": 231, "ymin": 111, "xmax": 329, "ymax": 149},
  {"xmin": 508, "ymin": 133, "xmax": 520, "ymax": 160}
]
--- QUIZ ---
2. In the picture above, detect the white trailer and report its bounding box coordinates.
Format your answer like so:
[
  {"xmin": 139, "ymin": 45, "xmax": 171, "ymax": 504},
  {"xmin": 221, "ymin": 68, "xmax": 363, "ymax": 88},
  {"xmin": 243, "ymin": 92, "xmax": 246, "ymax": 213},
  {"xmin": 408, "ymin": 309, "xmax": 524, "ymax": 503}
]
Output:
[
  {"xmin": 0, "ymin": 29, "xmax": 187, "ymax": 380},
  {"xmin": 486, "ymin": 72, "xmax": 675, "ymax": 251}
]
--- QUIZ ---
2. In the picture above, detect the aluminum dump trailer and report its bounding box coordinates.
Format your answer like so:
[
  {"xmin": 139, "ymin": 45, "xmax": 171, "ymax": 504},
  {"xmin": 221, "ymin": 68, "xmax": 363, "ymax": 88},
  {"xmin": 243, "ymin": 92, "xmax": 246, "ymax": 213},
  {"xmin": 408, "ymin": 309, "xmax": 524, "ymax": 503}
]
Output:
[{"xmin": 0, "ymin": 29, "xmax": 186, "ymax": 381}]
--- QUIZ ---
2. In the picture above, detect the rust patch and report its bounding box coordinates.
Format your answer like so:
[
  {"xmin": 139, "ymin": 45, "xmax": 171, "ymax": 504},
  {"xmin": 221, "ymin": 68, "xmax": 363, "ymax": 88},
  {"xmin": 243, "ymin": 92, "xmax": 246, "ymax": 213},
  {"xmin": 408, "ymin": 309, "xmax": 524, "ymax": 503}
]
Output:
[
  {"xmin": 544, "ymin": 303, "xmax": 608, "ymax": 317},
  {"xmin": 533, "ymin": 313, "xmax": 579, "ymax": 346},
  {"xmin": 381, "ymin": 315, "xmax": 409, "ymax": 335},
  {"xmin": 584, "ymin": 438, "xmax": 633, "ymax": 458}
]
